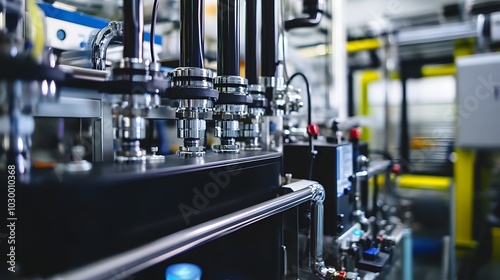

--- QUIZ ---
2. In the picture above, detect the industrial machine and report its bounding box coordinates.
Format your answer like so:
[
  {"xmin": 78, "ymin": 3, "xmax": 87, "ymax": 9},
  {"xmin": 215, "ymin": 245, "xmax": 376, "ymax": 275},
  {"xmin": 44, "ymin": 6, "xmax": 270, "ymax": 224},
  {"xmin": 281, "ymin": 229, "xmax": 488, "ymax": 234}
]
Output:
[
  {"xmin": 283, "ymin": 133, "xmax": 408, "ymax": 279},
  {"xmin": 0, "ymin": 0, "xmax": 411, "ymax": 279}
]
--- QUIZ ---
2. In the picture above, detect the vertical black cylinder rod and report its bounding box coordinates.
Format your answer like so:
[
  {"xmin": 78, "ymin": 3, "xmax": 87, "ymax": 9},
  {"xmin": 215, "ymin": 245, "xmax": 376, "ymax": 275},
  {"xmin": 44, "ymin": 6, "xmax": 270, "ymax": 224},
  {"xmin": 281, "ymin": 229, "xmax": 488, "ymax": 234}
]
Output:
[
  {"xmin": 245, "ymin": 0, "xmax": 258, "ymax": 84},
  {"xmin": 261, "ymin": 0, "xmax": 277, "ymax": 77},
  {"xmin": 217, "ymin": 0, "xmax": 239, "ymax": 76},
  {"xmin": 180, "ymin": 0, "xmax": 204, "ymax": 68},
  {"xmin": 123, "ymin": 0, "xmax": 144, "ymax": 60}
]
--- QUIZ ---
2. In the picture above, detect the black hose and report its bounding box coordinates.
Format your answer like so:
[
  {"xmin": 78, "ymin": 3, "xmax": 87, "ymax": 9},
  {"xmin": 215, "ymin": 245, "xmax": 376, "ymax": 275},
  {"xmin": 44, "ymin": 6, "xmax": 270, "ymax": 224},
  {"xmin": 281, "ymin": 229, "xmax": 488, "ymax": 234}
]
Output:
[
  {"xmin": 180, "ymin": 0, "xmax": 204, "ymax": 67},
  {"xmin": 245, "ymin": 0, "xmax": 258, "ymax": 84},
  {"xmin": 217, "ymin": 0, "xmax": 240, "ymax": 76},
  {"xmin": 287, "ymin": 72, "xmax": 316, "ymax": 180},
  {"xmin": 123, "ymin": 0, "xmax": 143, "ymax": 60},
  {"xmin": 150, "ymin": 0, "xmax": 159, "ymax": 62}
]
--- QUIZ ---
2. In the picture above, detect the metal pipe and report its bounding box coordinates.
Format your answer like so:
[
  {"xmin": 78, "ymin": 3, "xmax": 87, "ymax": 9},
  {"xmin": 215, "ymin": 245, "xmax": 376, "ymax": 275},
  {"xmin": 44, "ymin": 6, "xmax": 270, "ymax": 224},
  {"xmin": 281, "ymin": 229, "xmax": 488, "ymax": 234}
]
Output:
[
  {"xmin": 49, "ymin": 181, "xmax": 320, "ymax": 280},
  {"xmin": 90, "ymin": 22, "xmax": 123, "ymax": 70},
  {"xmin": 245, "ymin": 0, "xmax": 258, "ymax": 84},
  {"xmin": 357, "ymin": 170, "xmax": 369, "ymax": 211},
  {"xmin": 311, "ymin": 184, "xmax": 325, "ymax": 265},
  {"xmin": 285, "ymin": 13, "xmax": 321, "ymax": 30},
  {"xmin": 382, "ymin": 35, "xmax": 390, "ymax": 155},
  {"xmin": 180, "ymin": 0, "xmax": 204, "ymax": 67},
  {"xmin": 0, "ymin": 0, "xmax": 5, "ymax": 31},
  {"xmin": 372, "ymin": 174, "xmax": 379, "ymax": 217},
  {"xmin": 400, "ymin": 77, "xmax": 409, "ymax": 171},
  {"xmin": 261, "ymin": 0, "xmax": 278, "ymax": 77},
  {"xmin": 355, "ymin": 159, "xmax": 390, "ymax": 213},
  {"xmin": 396, "ymin": 22, "xmax": 476, "ymax": 46},
  {"xmin": 331, "ymin": 0, "xmax": 347, "ymax": 120},
  {"xmin": 441, "ymin": 235, "xmax": 450, "ymax": 280},
  {"xmin": 309, "ymin": 183, "xmax": 336, "ymax": 278},
  {"xmin": 217, "ymin": 0, "xmax": 239, "ymax": 76},
  {"xmin": 402, "ymin": 228, "xmax": 413, "ymax": 280},
  {"xmin": 449, "ymin": 181, "xmax": 457, "ymax": 280},
  {"xmin": 123, "ymin": 0, "xmax": 143, "ymax": 60},
  {"xmin": 366, "ymin": 160, "xmax": 391, "ymax": 178}
]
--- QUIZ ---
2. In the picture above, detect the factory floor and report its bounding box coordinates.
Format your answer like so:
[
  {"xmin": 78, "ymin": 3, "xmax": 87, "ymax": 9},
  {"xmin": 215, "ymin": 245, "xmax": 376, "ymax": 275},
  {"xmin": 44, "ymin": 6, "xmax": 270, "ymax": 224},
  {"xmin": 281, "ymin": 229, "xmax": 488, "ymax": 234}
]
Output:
[
  {"xmin": 398, "ymin": 183, "xmax": 500, "ymax": 280},
  {"xmin": 395, "ymin": 184, "xmax": 449, "ymax": 279},
  {"xmin": 413, "ymin": 256, "xmax": 500, "ymax": 280},
  {"xmin": 413, "ymin": 255, "xmax": 443, "ymax": 280},
  {"xmin": 475, "ymin": 260, "xmax": 500, "ymax": 279}
]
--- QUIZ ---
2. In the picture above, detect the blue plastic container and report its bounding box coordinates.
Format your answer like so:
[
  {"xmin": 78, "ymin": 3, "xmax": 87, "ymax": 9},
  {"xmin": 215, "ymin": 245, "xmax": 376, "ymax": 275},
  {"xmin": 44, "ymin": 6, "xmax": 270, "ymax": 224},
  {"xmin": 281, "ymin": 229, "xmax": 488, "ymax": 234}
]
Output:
[{"xmin": 165, "ymin": 263, "xmax": 202, "ymax": 280}]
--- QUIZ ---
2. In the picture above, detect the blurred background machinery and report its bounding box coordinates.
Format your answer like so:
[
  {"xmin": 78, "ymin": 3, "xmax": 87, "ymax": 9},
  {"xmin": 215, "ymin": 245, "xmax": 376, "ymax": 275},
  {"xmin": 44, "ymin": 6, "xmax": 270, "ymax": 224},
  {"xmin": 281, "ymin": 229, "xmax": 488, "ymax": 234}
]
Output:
[{"xmin": 1, "ymin": 0, "xmax": 500, "ymax": 279}]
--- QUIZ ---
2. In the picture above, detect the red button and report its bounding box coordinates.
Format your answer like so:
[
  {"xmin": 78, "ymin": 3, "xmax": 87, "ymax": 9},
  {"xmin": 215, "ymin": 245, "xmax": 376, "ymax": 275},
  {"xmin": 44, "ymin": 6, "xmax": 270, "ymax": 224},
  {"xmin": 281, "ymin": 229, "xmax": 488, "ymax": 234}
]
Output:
[
  {"xmin": 307, "ymin": 124, "xmax": 320, "ymax": 136},
  {"xmin": 392, "ymin": 164, "xmax": 401, "ymax": 175},
  {"xmin": 349, "ymin": 127, "xmax": 361, "ymax": 140},
  {"xmin": 336, "ymin": 270, "xmax": 347, "ymax": 279}
]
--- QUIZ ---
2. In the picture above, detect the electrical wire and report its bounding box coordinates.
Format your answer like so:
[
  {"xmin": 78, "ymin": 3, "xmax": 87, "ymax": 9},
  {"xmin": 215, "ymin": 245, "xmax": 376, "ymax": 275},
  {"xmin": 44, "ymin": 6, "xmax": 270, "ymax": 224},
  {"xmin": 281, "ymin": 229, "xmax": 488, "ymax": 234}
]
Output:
[
  {"xmin": 369, "ymin": 149, "xmax": 393, "ymax": 161},
  {"xmin": 279, "ymin": 0, "xmax": 289, "ymax": 80},
  {"xmin": 287, "ymin": 72, "xmax": 316, "ymax": 180},
  {"xmin": 150, "ymin": 0, "xmax": 160, "ymax": 63}
]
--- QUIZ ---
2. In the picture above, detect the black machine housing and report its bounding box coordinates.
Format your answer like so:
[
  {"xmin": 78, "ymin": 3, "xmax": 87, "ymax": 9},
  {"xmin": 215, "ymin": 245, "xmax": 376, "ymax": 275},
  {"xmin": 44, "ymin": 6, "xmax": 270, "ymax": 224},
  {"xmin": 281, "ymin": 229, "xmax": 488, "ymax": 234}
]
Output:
[
  {"xmin": 6, "ymin": 151, "xmax": 283, "ymax": 279},
  {"xmin": 283, "ymin": 141, "xmax": 355, "ymax": 236}
]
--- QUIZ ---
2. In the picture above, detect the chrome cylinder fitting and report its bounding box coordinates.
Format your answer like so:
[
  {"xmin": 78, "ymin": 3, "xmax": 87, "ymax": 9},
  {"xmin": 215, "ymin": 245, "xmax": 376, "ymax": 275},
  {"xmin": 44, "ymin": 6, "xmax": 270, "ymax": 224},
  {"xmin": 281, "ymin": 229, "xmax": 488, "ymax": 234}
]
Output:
[
  {"xmin": 166, "ymin": 67, "xmax": 218, "ymax": 157},
  {"xmin": 110, "ymin": 59, "xmax": 161, "ymax": 162},
  {"xmin": 0, "ymin": 80, "xmax": 41, "ymax": 182},
  {"xmin": 240, "ymin": 84, "xmax": 266, "ymax": 150},
  {"xmin": 212, "ymin": 75, "xmax": 250, "ymax": 153}
]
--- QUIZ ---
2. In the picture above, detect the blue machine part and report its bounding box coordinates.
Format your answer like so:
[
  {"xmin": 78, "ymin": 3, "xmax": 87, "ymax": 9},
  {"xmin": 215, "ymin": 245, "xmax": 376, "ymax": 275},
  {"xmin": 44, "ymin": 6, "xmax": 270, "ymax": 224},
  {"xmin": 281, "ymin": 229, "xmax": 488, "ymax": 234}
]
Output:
[
  {"xmin": 336, "ymin": 144, "xmax": 353, "ymax": 197},
  {"xmin": 363, "ymin": 247, "xmax": 380, "ymax": 261},
  {"xmin": 37, "ymin": 2, "xmax": 162, "ymax": 51},
  {"xmin": 165, "ymin": 263, "xmax": 202, "ymax": 280},
  {"xmin": 353, "ymin": 228, "xmax": 364, "ymax": 237}
]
